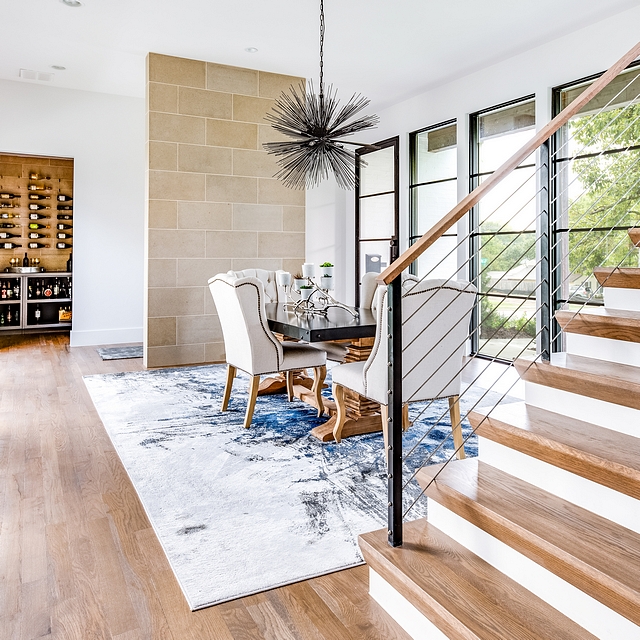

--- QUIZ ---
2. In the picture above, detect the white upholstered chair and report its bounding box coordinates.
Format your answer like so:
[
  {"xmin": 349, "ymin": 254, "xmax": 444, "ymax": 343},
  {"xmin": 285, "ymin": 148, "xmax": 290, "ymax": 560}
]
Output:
[
  {"xmin": 226, "ymin": 268, "xmax": 284, "ymax": 303},
  {"xmin": 208, "ymin": 273, "xmax": 326, "ymax": 428},
  {"xmin": 331, "ymin": 279, "xmax": 477, "ymax": 458}
]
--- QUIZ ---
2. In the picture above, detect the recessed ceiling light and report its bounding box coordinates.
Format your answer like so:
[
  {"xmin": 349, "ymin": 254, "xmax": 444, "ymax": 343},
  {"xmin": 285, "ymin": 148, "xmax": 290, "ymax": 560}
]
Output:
[
  {"xmin": 60, "ymin": 0, "xmax": 82, "ymax": 6},
  {"xmin": 245, "ymin": 47, "xmax": 258, "ymax": 53},
  {"xmin": 51, "ymin": 65, "xmax": 66, "ymax": 71}
]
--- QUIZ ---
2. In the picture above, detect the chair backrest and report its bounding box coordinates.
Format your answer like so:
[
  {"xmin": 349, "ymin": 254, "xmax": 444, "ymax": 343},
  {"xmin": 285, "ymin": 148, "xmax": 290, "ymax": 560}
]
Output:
[
  {"xmin": 208, "ymin": 273, "xmax": 283, "ymax": 375},
  {"xmin": 362, "ymin": 279, "xmax": 477, "ymax": 405},
  {"xmin": 364, "ymin": 271, "xmax": 420, "ymax": 311},
  {"xmin": 226, "ymin": 269, "xmax": 281, "ymax": 303}
]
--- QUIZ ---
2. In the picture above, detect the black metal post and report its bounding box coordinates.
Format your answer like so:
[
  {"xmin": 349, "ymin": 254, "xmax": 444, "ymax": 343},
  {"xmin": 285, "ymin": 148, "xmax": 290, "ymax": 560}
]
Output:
[
  {"xmin": 539, "ymin": 140, "xmax": 551, "ymax": 362},
  {"xmin": 387, "ymin": 277, "xmax": 403, "ymax": 547}
]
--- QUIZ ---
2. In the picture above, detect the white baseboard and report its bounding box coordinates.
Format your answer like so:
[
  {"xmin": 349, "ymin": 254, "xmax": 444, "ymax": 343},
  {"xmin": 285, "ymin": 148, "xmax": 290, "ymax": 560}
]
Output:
[
  {"xmin": 70, "ymin": 327, "xmax": 143, "ymax": 347},
  {"xmin": 525, "ymin": 381, "xmax": 640, "ymax": 438},
  {"xmin": 369, "ymin": 569, "xmax": 448, "ymax": 640},
  {"xmin": 566, "ymin": 333, "xmax": 640, "ymax": 368},
  {"xmin": 428, "ymin": 501, "xmax": 637, "ymax": 639},
  {"xmin": 479, "ymin": 437, "xmax": 640, "ymax": 533}
]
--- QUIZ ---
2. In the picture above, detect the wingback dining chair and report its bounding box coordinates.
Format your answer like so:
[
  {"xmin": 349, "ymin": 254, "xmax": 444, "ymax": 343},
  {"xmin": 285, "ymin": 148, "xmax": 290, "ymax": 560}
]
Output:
[
  {"xmin": 331, "ymin": 278, "xmax": 477, "ymax": 458},
  {"xmin": 208, "ymin": 273, "xmax": 327, "ymax": 428}
]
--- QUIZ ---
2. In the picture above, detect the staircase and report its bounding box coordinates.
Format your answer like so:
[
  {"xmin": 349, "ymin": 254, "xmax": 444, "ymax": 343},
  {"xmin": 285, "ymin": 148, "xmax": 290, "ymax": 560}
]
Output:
[{"xmin": 360, "ymin": 228, "xmax": 640, "ymax": 638}]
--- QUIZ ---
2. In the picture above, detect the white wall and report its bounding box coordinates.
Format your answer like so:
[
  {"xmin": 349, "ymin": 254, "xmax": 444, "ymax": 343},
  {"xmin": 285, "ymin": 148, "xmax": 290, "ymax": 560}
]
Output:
[
  {"xmin": 306, "ymin": 4, "xmax": 640, "ymax": 293},
  {"xmin": 0, "ymin": 79, "xmax": 145, "ymax": 346}
]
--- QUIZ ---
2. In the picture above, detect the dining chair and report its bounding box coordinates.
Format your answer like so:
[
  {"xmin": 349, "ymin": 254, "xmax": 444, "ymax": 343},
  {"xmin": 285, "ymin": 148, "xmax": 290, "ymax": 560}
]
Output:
[
  {"xmin": 331, "ymin": 278, "xmax": 477, "ymax": 458},
  {"xmin": 208, "ymin": 273, "xmax": 327, "ymax": 428}
]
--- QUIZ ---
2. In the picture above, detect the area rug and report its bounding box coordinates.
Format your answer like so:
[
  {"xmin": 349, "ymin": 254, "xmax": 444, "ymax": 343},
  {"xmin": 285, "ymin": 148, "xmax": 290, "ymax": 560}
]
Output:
[
  {"xmin": 96, "ymin": 345, "xmax": 143, "ymax": 360},
  {"xmin": 84, "ymin": 364, "xmax": 505, "ymax": 610}
]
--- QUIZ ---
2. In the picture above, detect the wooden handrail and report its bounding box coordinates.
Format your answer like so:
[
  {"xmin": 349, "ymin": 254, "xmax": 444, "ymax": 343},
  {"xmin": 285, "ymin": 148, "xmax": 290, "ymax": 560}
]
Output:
[{"xmin": 378, "ymin": 40, "xmax": 640, "ymax": 285}]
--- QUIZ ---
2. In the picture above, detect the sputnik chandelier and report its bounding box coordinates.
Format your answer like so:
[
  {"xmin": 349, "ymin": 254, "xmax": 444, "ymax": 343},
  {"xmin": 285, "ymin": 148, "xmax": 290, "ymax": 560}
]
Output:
[{"xmin": 263, "ymin": 0, "xmax": 379, "ymax": 190}]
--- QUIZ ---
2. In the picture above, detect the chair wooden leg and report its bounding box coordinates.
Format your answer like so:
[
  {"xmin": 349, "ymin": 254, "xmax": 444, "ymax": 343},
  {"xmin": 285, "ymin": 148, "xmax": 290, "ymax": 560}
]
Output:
[
  {"xmin": 312, "ymin": 366, "xmax": 326, "ymax": 417},
  {"xmin": 332, "ymin": 383, "xmax": 347, "ymax": 442},
  {"xmin": 286, "ymin": 370, "xmax": 294, "ymax": 402},
  {"xmin": 448, "ymin": 395, "xmax": 466, "ymax": 460},
  {"xmin": 221, "ymin": 364, "xmax": 236, "ymax": 412},
  {"xmin": 380, "ymin": 403, "xmax": 389, "ymax": 452},
  {"xmin": 402, "ymin": 403, "xmax": 411, "ymax": 431},
  {"xmin": 244, "ymin": 375, "xmax": 261, "ymax": 429}
]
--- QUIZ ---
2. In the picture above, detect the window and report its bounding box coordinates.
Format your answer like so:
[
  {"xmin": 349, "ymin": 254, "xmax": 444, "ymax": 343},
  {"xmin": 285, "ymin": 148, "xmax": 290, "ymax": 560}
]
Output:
[
  {"xmin": 552, "ymin": 64, "xmax": 640, "ymax": 346},
  {"xmin": 470, "ymin": 97, "xmax": 537, "ymax": 361},
  {"xmin": 409, "ymin": 121, "xmax": 457, "ymax": 278},
  {"xmin": 355, "ymin": 137, "xmax": 399, "ymax": 305}
]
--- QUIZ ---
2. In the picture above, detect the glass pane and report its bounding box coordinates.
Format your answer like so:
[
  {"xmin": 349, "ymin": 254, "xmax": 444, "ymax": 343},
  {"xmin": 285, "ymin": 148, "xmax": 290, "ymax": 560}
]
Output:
[
  {"xmin": 414, "ymin": 236, "xmax": 457, "ymax": 280},
  {"xmin": 478, "ymin": 128, "xmax": 536, "ymax": 174},
  {"xmin": 478, "ymin": 167, "xmax": 537, "ymax": 230},
  {"xmin": 359, "ymin": 146, "xmax": 394, "ymax": 196},
  {"xmin": 414, "ymin": 124, "xmax": 457, "ymax": 183},
  {"xmin": 359, "ymin": 240, "xmax": 391, "ymax": 277},
  {"xmin": 480, "ymin": 233, "xmax": 536, "ymax": 296},
  {"xmin": 478, "ymin": 294, "xmax": 536, "ymax": 361},
  {"xmin": 359, "ymin": 193, "xmax": 395, "ymax": 239},
  {"xmin": 412, "ymin": 181, "xmax": 458, "ymax": 236}
]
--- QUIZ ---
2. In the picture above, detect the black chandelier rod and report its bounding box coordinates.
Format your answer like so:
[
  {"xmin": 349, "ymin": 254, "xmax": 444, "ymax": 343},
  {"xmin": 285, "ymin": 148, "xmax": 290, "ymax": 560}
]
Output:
[{"xmin": 319, "ymin": 0, "xmax": 325, "ymax": 100}]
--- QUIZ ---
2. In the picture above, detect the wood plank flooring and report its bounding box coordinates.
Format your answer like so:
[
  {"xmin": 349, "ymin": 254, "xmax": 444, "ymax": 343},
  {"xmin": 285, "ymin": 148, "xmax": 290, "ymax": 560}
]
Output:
[{"xmin": 0, "ymin": 333, "xmax": 409, "ymax": 640}]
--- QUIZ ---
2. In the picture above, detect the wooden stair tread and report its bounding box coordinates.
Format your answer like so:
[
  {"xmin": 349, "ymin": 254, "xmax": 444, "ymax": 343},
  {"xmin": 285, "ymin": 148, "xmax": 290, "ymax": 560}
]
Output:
[
  {"xmin": 418, "ymin": 459, "xmax": 640, "ymax": 625},
  {"xmin": 359, "ymin": 519, "xmax": 595, "ymax": 640},
  {"xmin": 468, "ymin": 402, "xmax": 640, "ymax": 499},
  {"xmin": 629, "ymin": 227, "xmax": 640, "ymax": 247},
  {"xmin": 514, "ymin": 353, "xmax": 640, "ymax": 411},
  {"xmin": 555, "ymin": 307, "xmax": 640, "ymax": 343},
  {"xmin": 594, "ymin": 267, "xmax": 640, "ymax": 289}
]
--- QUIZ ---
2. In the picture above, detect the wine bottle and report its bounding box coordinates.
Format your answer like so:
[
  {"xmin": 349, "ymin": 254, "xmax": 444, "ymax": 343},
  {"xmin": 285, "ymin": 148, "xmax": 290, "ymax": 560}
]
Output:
[
  {"xmin": 0, "ymin": 223, "xmax": 16, "ymax": 228},
  {"xmin": 0, "ymin": 212, "xmax": 18, "ymax": 217},
  {"xmin": 13, "ymin": 280, "xmax": 20, "ymax": 298},
  {"xmin": 29, "ymin": 213, "xmax": 50, "ymax": 220},
  {"xmin": 0, "ymin": 312, "xmax": 4, "ymax": 326},
  {"xmin": 35, "ymin": 280, "xmax": 41, "ymax": 298},
  {"xmin": 23, "ymin": 252, "xmax": 29, "ymax": 267},
  {"xmin": 35, "ymin": 304, "xmax": 41, "ymax": 324},
  {"xmin": 57, "ymin": 194, "xmax": 72, "ymax": 202},
  {"xmin": 28, "ymin": 185, "xmax": 51, "ymax": 191},
  {"xmin": 56, "ymin": 233, "xmax": 72, "ymax": 239},
  {"xmin": 28, "ymin": 232, "xmax": 49, "ymax": 239},
  {"xmin": 56, "ymin": 242, "xmax": 72, "ymax": 249},
  {"xmin": 53, "ymin": 279, "xmax": 59, "ymax": 297},
  {"xmin": 56, "ymin": 223, "xmax": 72, "ymax": 230},
  {"xmin": 29, "ymin": 204, "xmax": 50, "ymax": 211},
  {"xmin": 28, "ymin": 242, "xmax": 49, "ymax": 249},
  {"xmin": 0, "ymin": 193, "xmax": 19, "ymax": 199},
  {"xmin": 1, "ymin": 282, "xmax": 6, "ymax": 299},
  {"xmin": 29, "ymin": 173, "xmax": 50, "ymax": 180},
  {"xmin": 28, "ymin": 194, "xmax": 50, "ymax": 201},
  {"xmin": 66, "ymin": 253, "xmax": 72, "ymax": 272},
  {"xmin": 0, "ymin": 232, "xmax": 19, "ymax": 239},
  {"xmin": 29, "ymin": 223, "xmax": 50, "ymax": 230},
  {"xmin": 6, "ymin": 309, "xmax": 12, "ymax": 324},
  {"xmin": 43, "ymin": 283, "xmax": 53, "ymax": 298},
  {"xmin": 57, "ymin": 206, "xmax": 72, "ymax": 211},
  {"xmin": 1, "ymin": 242, "xmax": 21, "ymax": 249}
]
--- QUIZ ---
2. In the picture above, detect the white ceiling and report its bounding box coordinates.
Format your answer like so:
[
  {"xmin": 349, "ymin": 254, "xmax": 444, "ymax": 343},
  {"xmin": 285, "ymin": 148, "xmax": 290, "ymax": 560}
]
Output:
[{"xmin": 2, "ymin": 0, "xmax": 640, "ymax": 110}]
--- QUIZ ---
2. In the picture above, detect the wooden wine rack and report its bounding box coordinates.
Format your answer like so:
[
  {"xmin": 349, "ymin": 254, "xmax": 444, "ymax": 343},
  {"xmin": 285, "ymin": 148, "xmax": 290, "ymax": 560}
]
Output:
[{"xmin": 0, "ymin": 152, "xmax": 73, "ymax": 272}]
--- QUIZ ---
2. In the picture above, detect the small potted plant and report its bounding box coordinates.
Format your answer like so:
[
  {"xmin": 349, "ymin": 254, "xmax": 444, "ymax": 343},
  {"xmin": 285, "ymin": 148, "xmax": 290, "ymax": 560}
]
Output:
[
  {"xmin": 299, "ymin": 284, "xmax": 314, "ymax": 300},
  {"xmin": 320, "ymin": 274, "xmax": 333, "ymax": 290},
  {"xmin": 320, "ymin": 262, "xmax": 334, "ymax": 278},
  {"xmin": 293, "ymin": 273, "xmax": 306, "ymax": 291}
]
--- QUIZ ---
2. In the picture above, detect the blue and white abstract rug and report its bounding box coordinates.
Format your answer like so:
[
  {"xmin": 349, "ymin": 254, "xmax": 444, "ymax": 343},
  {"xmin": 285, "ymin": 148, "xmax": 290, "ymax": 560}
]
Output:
[{"xmin": 84, "ymin": 364, "xmax": 503, "ymax": 610}]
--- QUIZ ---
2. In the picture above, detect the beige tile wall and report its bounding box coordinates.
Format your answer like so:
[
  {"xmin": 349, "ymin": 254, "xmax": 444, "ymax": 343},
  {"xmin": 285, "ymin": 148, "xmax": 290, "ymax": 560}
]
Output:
[{"xmin": 145, "ymin": 53, "xmax": 305, "ymax": 368}]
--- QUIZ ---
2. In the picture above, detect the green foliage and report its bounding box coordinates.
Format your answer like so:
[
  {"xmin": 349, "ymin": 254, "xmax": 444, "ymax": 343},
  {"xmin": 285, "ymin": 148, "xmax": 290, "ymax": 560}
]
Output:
[
  {"xmin": 479, "ymin": 221, "xmax": 536, "ymax": 275},
  {"xmin": 565, "ymin": 103, "xmax": 640, "ymax": 276},
  {"xmin": 480, "ymin": 295, "xmax": 536, "ymax": 340},
  {"xmin": 319, "ymin": 262, "xmax": 334, "ymax": 267}
]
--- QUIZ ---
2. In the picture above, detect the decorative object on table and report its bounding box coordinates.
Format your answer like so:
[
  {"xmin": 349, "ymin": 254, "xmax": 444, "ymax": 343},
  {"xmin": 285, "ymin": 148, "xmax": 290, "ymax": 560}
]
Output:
[
  {"xmin": 319, "ymin": 261, "xmax": 334, "ymax": 277},
  {"xmin": 331, "ymin": 279, "xmax": 477, "ymax": 452},
  {"xmin": 292, "ymin": 273, "xmax": 306, "ymax": 291},
  {"xmin": 301, "ymin": 262, "xmax": 315, "ymax": 278},
  {"xmin": 262, "ymin": 0, "xmax": 378, "ymax": 190},
  {"xmin": 208, "ymin": 273, "xmax": 327, "ymax": 427},
  {"xmin": 82, "ymin": 362, "xmax": 501, "ymax": 610},
  {"xmin": 299, "ymin": 284, "xmax": 314, "ymax": 300},
  {"xmin": 320, "ymin": 275, "xmax": 333, "ymax": 290},
  {"xmin": 96, "ymin": 345, "xmax": 143, "ymax": 360}
]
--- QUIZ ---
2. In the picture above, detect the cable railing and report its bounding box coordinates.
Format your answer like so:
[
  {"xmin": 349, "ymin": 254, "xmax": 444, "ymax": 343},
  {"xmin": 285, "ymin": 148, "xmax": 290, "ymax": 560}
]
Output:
[{"xmin": 379, "ymin": 40, "xmax": 640, "ymax": 547}]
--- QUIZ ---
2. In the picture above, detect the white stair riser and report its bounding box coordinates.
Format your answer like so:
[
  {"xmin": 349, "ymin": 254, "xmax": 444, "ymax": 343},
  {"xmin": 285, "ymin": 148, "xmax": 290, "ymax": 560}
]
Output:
[
  {"xmin": 565, "ymin": 333, "xmax": 640, "ymax": 368},
  {"xmin": 478, "ymin": 437, "xmax": 640, "ymax": 533},
  {"xmin": 604, "ymin": 287, "xmax": 640, "ymax": 311},
  {"xmin": 428, "ymin": 501, "xmax": 638, "ymax": 640},
  {"xmin": 369, "ymin": 569, "xmax": 448, "ymax": 640},
  {"xmin": 525, "ymin": 381, "xmax": 640, "ymax": 438}
]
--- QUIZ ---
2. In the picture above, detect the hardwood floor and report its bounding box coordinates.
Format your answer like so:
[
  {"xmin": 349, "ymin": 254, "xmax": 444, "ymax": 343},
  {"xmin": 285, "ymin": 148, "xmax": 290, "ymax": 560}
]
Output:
[{"xmin": 0, "ymin": 333, "xmax": 410, "ymax": 640}]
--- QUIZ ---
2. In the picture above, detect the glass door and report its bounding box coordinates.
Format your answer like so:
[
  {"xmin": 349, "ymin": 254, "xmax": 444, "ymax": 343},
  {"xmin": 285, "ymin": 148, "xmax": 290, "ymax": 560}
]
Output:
[{"xmin": 355, "ymin": 137, "xmax": 399, "ymax": 305}]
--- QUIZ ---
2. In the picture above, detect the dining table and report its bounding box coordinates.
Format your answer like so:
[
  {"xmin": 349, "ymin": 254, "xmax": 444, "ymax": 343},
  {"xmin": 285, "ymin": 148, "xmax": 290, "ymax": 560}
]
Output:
[{"xmin": 263, "ymin": 303, "xmax": 382, "ymax": 442}]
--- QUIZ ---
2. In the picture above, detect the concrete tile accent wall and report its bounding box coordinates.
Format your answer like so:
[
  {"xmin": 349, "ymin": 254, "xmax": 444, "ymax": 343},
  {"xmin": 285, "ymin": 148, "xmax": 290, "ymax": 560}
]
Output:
[{"xmin": 146, "ymin": 53, "xmax": 305, "ymax": 368}]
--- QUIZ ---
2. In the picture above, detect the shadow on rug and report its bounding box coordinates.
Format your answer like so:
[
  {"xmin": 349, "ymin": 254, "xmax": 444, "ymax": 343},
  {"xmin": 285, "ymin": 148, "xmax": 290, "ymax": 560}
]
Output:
[{"xmin": 84, "ymin": 364, "xmax": 508, "ymax": 610}]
